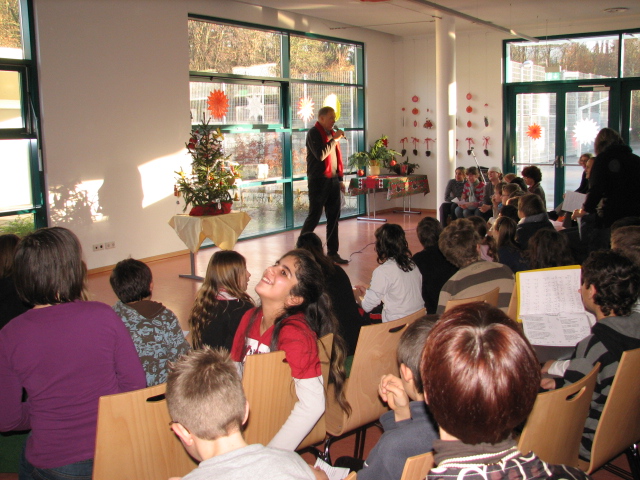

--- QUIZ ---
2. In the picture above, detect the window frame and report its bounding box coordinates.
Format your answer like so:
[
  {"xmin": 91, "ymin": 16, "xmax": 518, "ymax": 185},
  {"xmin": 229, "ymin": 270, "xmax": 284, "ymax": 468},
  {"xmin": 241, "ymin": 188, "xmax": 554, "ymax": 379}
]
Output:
[
  {"xmin": 0, "ymin": 0, "xmax": 45, "ymax": 229},
  {"xmin": 187, "ymin": 15, "xmax": 365, "ymax": 237}
]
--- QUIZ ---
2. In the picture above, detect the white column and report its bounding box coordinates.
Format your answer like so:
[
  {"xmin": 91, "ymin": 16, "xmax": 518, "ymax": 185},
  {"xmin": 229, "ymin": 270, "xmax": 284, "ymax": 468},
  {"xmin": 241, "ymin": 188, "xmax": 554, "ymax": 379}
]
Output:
[{"xmin": 435, "ymin": 15, "xmax": 456, "ymax": 220}]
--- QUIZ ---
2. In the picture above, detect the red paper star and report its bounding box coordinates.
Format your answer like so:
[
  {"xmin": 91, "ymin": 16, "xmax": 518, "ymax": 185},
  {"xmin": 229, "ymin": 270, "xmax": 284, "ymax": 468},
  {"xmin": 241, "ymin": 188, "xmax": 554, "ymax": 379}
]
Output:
[
  {"xmin": 527, "ymin": 123, "xmax": 542, "ymax": 140},
  {"xmin": 207, "ymin": 90, "xmax": 229, "ymax": 120}
]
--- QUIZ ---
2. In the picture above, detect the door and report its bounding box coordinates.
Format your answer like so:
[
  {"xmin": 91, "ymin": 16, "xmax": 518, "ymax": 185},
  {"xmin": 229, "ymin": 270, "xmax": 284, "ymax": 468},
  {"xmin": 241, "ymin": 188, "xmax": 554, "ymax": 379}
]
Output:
[
  {"xmin": 505, "ymin": 84, "xmax": 612, "ymax": 209},
  {"xmin": 621, "ymin": 80, "xmax": 640, "ymax": 154}
]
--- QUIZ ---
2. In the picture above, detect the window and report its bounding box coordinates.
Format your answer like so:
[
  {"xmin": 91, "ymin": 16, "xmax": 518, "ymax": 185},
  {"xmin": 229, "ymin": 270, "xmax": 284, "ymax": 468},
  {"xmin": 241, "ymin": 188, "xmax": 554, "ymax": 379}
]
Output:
[
  {"xmin": 0, "ymin": 0, "xmax": 43, "ymax": 235},
  {"xmin": 188, "ymin": 17, "xmax": 364, "ymax": 238},
  {"xmin": 506, "ymin": 33, "xmax": 620, "ymax": 83}
]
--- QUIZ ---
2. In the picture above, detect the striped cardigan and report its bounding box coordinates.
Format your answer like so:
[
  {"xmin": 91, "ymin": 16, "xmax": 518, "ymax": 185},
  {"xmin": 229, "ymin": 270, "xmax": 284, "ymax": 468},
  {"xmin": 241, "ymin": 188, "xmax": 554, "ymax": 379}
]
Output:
[
  {"xmin": 461, "ymin": 181, "xmax": 485, "ymax": 208},
  {"xmin": 436, "ymin": 261, "xmax": 514, "ymax": 314},
  {"xmin": 553, "ymin": 312, "xmax": 640, "ymax": 461}
]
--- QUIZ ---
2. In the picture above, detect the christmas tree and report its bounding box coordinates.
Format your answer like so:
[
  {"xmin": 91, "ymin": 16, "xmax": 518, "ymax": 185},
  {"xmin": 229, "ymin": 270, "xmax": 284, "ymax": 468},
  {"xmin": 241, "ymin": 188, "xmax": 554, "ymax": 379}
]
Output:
[{"xmin": 175, "ymin": 116, "xmax": 240, "ymax": 211}]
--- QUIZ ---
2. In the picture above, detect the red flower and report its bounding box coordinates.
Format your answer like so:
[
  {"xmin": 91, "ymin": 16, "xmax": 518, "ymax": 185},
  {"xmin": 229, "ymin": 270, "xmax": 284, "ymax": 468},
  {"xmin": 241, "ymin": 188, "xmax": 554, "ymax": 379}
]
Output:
[{"xmin": 382, "ymin": 138, "xmax": 388, "ymax": 147}]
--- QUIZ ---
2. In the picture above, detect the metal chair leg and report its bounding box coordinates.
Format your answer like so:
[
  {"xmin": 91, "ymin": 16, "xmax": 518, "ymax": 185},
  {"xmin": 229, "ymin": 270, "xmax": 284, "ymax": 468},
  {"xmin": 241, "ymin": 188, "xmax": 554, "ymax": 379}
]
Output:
[{"xmin": 323, "ymin": 435, "xmax": 334, "ymax": 465}]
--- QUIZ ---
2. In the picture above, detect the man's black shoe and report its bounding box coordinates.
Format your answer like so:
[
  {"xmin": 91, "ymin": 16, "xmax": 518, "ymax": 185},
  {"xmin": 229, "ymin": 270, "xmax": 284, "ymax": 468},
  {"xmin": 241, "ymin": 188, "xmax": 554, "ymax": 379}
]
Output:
[{"xmin": 329, "ymin": 254, "xmax": 349, "ymax": 265}]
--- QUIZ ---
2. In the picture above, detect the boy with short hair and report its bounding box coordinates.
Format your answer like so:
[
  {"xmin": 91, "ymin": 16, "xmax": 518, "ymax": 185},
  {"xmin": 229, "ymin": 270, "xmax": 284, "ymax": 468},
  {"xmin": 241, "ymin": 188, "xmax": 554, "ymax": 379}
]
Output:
[
  {"xmin": 542, "ymin": 250, "xmax": 640, "ymax": 460},
  {"xmin": 337, "ymin": 317, "xmax": 439, "ymax": 480},
  {"xmin": 166, "ymin": 348, "xmax": 322, "ymax": 480},
  {"xmin": 110, "ymin": 258, "xmax": 190, "ymax": 386}
]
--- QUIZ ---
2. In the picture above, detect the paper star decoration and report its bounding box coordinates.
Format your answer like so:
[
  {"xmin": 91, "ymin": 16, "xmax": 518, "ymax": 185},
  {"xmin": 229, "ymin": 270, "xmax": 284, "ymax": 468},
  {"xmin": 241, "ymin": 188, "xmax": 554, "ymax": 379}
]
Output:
[
  {"xmin": 207, "ymin": 90, "xmax": 229, "ymax": 120},
  {"xmin": 297, "ymin": 97, "xmax": 315, "ymax": 123},
  {"xmin": 246, "ymin": 94, "xmax": 264, "ymax": 122},
  {"xmin": 573, "ymin": 118, "xmax": 600, "ymax": 146},
  {"xmin": 323, "ymin": 94, "xmax": 341, "ymax": 122},
  {"xmin": 526, "ymin": 123, "xmax": 542, "ymax": 140}
]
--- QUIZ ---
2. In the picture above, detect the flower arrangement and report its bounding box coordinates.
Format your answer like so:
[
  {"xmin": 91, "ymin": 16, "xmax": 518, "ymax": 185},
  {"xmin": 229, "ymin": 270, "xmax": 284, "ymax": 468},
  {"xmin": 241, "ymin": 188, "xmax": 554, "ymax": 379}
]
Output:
[
  {"xmin": 175, "ymin": 116, "xmax": 241, "ymax": 214},
  {"xmin": 348, "ymin": 135, "xmax": 400, "ymax": 170},
  {"xmin": 389, "ymin": 158, "xmax": 420, "ymax": 176}
]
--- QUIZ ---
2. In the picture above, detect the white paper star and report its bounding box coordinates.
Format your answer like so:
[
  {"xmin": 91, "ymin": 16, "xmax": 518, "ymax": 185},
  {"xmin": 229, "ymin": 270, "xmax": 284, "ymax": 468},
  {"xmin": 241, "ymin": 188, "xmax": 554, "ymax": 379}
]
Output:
[
  {"xmin": 573, "ymin": 118, "xmax": 600, "ymax": 146},
  {"xmin": 297, "ymin": 97, "xmax": 315, "ymax": 123},
  {"xmin": 246, "ymin": 94, "xmax": 264, "ymax": 122}
]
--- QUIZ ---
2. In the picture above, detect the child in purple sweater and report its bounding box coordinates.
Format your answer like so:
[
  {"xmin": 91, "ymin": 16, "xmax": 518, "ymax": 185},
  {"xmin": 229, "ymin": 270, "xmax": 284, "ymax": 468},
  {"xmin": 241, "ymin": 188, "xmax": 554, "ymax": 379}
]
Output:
[{"xmin": 0, "ymin": 227, "xmax": 145, "ymax": 479}]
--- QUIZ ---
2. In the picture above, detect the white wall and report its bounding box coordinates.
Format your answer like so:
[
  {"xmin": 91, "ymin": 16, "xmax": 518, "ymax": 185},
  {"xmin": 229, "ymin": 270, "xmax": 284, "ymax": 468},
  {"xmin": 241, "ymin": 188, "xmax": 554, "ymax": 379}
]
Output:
[{"xmin": 33, "ymin": 0, "xmax": 397, "ymax": 269}]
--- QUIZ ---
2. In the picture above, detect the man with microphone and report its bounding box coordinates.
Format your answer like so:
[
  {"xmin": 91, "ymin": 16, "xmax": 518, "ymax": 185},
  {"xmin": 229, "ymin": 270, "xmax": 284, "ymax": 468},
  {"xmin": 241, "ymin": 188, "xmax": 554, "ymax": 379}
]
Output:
[{"xmin": 300, "ymin": 106, "xmax": 349, "ymax": 264}]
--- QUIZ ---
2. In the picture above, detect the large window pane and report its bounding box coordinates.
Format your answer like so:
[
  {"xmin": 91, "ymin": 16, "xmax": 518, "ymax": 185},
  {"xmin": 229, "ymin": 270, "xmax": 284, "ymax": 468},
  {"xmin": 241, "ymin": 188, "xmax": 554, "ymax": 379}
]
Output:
[
  {"xmin": 224, "ymin": 132, "xmax": 283, "ymax": 181},
  {"xmin": 0, "ymin": 213, "xmax": 34, "ymax": 235},
  {"xmin": 507, "ymin": 35, "xmax": 619, "ymax": 83},
  {"xmin": 291, "ymin": 83, "xmax": 360, "ymax": 130},
  {"xmin": 515, "ymin": 93, "xmax": 556, "ymax": 208},
  {"xmin": 565, "ymin": 90, "xmax": 608, "ymax": 163},
  {"xmin": 236, "ymin": 183, "xmax": 285, "ymax": 237},
  {"xmin": 292, "ymin": 130, "xmax": 358, "ymax": 177},
  {"xmin": 188, "ymin": 19, "xmax": 282, "ymax": 77},
  {"xmin": 292, "ymin": 176, "xmax": 359, "ymax": 229},
  {"xmin": 622, "ymin": 34, "xmax": 640, "ymax": 78},
  {"xmin": 0, "ymin": 69, "xmax": 22, "ymax": 128},
  {"xmin": 0, "ymin": 0, "xmax": 23, "ymax": 59},
  {"xmin": 290, "ymin": 36, "xmax": 356, "ymax": 82},
  {"xmin": 190, "ymin": 81, "xmax": 281, "ymax": 125},
  {"xmin": 0, "ymin": 139, "xmax": 32, "ymax": 212},
  {"xmin": 630, "ymin": 90, "xmax": 640, "ymax": 154}
]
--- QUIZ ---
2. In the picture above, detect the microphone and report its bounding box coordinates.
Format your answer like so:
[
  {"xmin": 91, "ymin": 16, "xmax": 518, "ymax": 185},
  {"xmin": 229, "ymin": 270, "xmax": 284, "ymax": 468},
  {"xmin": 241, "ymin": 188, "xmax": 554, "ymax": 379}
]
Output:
[{"xmin": 334, "ymin": 127, "xmax": 347, "ymax": 141}]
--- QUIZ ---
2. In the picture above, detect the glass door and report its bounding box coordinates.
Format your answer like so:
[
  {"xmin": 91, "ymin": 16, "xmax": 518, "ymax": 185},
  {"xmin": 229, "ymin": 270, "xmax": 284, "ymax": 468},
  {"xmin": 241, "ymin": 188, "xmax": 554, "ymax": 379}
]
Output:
[
  {"xmin": 505, "ymin": 84, "xmax": 612, "ymax": 209},
  {"xmin": 621, "ymin": 80, "xmax": 640, "ymax": 153}
]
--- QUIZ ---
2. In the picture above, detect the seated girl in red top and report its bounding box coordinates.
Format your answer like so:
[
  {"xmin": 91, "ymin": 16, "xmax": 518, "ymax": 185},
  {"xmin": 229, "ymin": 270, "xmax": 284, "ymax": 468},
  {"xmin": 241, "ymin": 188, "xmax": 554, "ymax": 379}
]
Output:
[{"xmin": 231, "ymin": 249, "xmax": 349, "ymax": 450}]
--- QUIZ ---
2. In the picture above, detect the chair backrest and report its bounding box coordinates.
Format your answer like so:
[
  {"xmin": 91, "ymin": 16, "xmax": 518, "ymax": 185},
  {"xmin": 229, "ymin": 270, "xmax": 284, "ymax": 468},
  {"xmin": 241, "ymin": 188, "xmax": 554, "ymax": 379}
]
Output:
[
  {"xmin": 400, "ymin": 452, "xmax": 434, "ymax": 480},
  {"xmin": 93, "ymin": 383, "xmax": 196, "ymax": 480},
  {"xmin": 326, "ymin": 315, "xmax": 411, "ymax": 437},
  {"xmin": 297, "ymin": 333, "xmax": 333, "ymax": 450},
  {"xmin": 241, "ymin": 350, "xmax": 292, "ymax": 446},
  {"xmin": 344, "ymin": 471, "xmax": 358, "ymax": 480},
  {"xmin": 398, "ymin": 307, "xmax": 427, "ymax": 324},
  {"xmin": 507, "ymin": 284, "xmax": 518, "ymax": 322},
  {"xmin": 242, "ymin": 334, "xmax": 333, "ymax": 449},
  {"xmin": 444, "ymin": 287, "xmax": 500, "ymax": 312},
  {"xmin": 579, "ymin": 348, "xmax": 640, "ymax": 474},
  {"xmin": 518, "ymin": 363, "xmax": 599, "ymax": 466}
]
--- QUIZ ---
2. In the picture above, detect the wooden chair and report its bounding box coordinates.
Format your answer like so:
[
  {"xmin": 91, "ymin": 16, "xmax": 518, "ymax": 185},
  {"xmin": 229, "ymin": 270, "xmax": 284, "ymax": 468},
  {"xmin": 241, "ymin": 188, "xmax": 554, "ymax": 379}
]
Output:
[
  {"xmin": 324, "ymin": 315, "xmax": 413, "ymax": 461},
  {"xmin": 398, "ymin": 307, "xmax": 427, "ymax": 324},
  {"xmin": 507, "ymin": 284, "xmax": 518, "ymax": 322},
  {"xmin": 344, "ymin": 472, "xmax": 358, "ymax": 480},
  {"xmin": 242, "ymin": 334, "xmax": 333, "ymax": 450},
  {"xmin": 518, "ymin": 363, "xmax": 599, "ymax": 466},
  {"xmin": 444, "ymin": 287, "xmax": 500, "ymax": 312},
  {"xmin": 93, "ymin": 383, "xmax": 196, "ymax": 480},
  {"xmin": 577, "ymin": 348, "xmax": 640, "ymax": 479},
  {"xmin": 400, "ymin": 452, "xmax": 434, "ymax": 480}
]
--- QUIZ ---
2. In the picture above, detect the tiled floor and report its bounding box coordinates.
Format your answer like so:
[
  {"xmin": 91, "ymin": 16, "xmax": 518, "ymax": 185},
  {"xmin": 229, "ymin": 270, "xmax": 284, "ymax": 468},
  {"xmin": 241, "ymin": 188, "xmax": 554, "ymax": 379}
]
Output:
[{"xmin": 2, "ymin": 211, "xmax": 632, "ymax": 478}]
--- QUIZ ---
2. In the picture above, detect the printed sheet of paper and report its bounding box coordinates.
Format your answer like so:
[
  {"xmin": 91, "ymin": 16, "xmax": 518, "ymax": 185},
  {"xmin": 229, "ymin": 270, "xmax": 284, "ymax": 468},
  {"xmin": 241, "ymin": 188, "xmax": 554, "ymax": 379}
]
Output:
[
  {"xmin": 522, "ymin": 312, "xmax": 594, "ymax": 346},
  {"xmin": 518, "ymin": 267, "xmax": 594, "ymax": 346},
  {"xmin": 562, "ymin": 191, "xmax": 587, "ymax": 213},
  {"xmin": 314, "ymin": 458, "xmax": 350, "ymax": 480}
]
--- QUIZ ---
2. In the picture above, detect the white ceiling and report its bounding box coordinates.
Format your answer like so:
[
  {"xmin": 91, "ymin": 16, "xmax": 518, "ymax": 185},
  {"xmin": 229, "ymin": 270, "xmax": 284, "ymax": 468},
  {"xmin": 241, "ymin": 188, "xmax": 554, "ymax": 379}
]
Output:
[{"xmin": 234, "ymin": 0, "xmax": 639, "ymax": 38}]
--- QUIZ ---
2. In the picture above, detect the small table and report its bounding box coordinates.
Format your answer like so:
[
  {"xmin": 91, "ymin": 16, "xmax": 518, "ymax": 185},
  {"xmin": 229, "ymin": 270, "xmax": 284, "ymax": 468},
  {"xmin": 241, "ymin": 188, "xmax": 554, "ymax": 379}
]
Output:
[
  {"xmin": 168, "ymin": 212, "xmax": 251, "ymax": 280},
  {"xmin": 348, "ymin": 174, "xmax": 430, "ymax": 222}
]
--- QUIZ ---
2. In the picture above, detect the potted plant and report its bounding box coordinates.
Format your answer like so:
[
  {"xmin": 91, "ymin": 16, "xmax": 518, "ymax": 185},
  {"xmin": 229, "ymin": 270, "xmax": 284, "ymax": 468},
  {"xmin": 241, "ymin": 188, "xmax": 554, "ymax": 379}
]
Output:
[
  {"xmin": 390, "ymin": 158, "xmax": 420, "ymax": 176},
  {"xmin": 175, "ymin": 116, "xmax": 241, "ymax": 216},
  {"xmin": 348, "ymin": 135, "xmax": 400, "ymax": 176}
]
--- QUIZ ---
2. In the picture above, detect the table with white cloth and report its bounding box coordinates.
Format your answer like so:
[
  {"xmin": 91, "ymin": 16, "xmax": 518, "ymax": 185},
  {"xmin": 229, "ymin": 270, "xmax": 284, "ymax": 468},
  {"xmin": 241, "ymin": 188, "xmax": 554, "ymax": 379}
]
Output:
[{"xmin": 168, "ymin": 212, "xmax": 251, "ymax": 279}]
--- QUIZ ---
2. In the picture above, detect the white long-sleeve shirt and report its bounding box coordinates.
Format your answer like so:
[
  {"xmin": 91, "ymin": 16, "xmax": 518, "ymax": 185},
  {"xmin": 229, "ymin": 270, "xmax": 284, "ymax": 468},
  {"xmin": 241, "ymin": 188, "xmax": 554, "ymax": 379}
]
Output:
[{"xmin": 361, "ymin": 259, "xmax": 424, "ymax": 323}]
